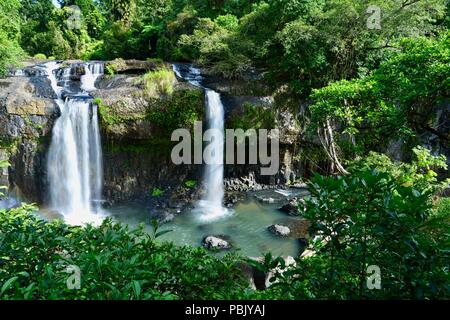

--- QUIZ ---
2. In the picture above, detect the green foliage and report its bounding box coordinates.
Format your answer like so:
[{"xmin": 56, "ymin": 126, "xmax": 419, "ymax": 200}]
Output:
[
  {"xmin": 228, "ymin": 103, "xmax": 275, "ymax": 130},
  {"xmin": 139, "ymin": 67, "xmax": 175, "ymax": 96},
  {"xmin": 19, "ymin": 0, "xmax": 95, "ymax": 59},
  {"xmin": 33, "ymin": 53, "xmax": 47, "ymax": 60},
  {"xmin": 96, "ymin": 100, "xmax": 121, "ymax": 128},
  {"xmin": 348, "ymin": 146, "xmax": 449, "ymax": 195},
  {"xmin": 151, "ymin": 188, "xmax": 164, "ymax": 197},
  {"xmin": 147, "ymin": 88, "xmax": 204, "ymax": 135},
  {"xmin": 10, "ymin": 0, "xmax": 447, "ymax": 86},
  {"xmin": 0, "ymin": 0, "xmax": 25, "ymax": 76},
  {"xmin": 0, "ymin": 206, "xmax": 251, "ymax": 299},
  {"xmin": 178, "ymin": 15, "xmax": 251, "ymax": 78},
  {"xmin": 170, "ymin": 0, "xmax": 447, "ymax": 89},
  {"xmin": 309, "ymin": 33, "xmax": 450, "ymax": 157},
  {"xmin": 435, "ymin": 198, "xmax": 450, "ymax": 219},
  {"xmin": 259, "ymin": 167, "xmax": 449, "ymax": 299},
  {"xmin": 104, "ymin": 59, "xmax": 124, "ymax": 75},
  {"xmin": 184, "ymin": 180, "xmax": 197, "ymax": 189}
]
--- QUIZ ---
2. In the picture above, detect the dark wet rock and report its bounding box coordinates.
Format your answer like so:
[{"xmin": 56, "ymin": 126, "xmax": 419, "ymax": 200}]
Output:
[
  {"xmin": 279, "ymin": 197, "xmax": 308, "ymax": 216},
  {"xmin": 200, "ymin": 66, "xmax": 271, "ymax": 97},
  {"xmin": 279, "ymin": 197, "xmax": 300, "ymax": 215},
  {"xmin": 298, "ymin": 238, "xmax": 309, "ymax": 255},
  {"xmin": 284, "ymin": 219, "xmax": 311, "ymax": 239},
  {"xmin": 55, "ymin": 63, "xmax": 86, "ymax": 81},
  {"xmin": 0, "ymin": 75, "xmax": 59, "ymax": 203},
  {"xmin": 277, "ymin": 111, "xmax": 301, "ymax": 145},
  {"xmin": 202, "ymin": 235, "xmax": 232, "ymax": 250},
  {"xmin": 442, "ymin": 187, "xmax": 450, "ymax": 197},
  {"xmin": 279, "ymin": 197, "xmax": 306, "ymax": 214},
  {"xmin": 268, "ymin": 224, "xmax": 291, "ymax": 237},
  {"xmin": 224, "ymin": 191, "xmax": 244, "ymax": 208}
]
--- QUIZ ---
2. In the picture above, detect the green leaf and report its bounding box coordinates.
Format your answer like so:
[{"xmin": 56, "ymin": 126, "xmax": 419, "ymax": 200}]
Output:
[
  {"xmin": 131, "ymin": 280, "xmax": 141, "ymax": 299},
  {"xmin": 1, "ymin": 276, "xmax": 18, "ymax": 296},
  {"xmin": 155, "ymin": 229, "xmax": 173, "ymax": 238}
]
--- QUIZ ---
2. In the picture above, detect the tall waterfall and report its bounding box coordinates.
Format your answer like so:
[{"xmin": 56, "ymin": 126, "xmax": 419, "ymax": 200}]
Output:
[
  {"xmin": 172, "ymin": 64, "xmax": 230, "ymax": 222},
  {"xmin": 45, "ymin": 61, "xmax": 104, "ymax": 225}
]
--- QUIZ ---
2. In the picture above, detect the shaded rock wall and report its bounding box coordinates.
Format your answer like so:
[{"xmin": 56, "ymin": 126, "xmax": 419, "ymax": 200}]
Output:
[{"xmin": 0, "ymin": 74, "xmax": 58, "ymax": 203}]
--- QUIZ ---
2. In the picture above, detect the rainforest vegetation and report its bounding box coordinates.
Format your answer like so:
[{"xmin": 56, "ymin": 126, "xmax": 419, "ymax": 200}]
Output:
[{"xmin": 0, "ymin": 0, "xmax": 449, "ymax": 300}]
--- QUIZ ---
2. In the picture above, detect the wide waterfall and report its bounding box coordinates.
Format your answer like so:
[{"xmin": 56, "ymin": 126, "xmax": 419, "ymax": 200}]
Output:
[
  {"xmin": 45, "ymin": 61, "xmax": 104, "ymax": 225},
  {"xmin": 173, "ymin": 64, "xmax": 230, "ymax": 222}
]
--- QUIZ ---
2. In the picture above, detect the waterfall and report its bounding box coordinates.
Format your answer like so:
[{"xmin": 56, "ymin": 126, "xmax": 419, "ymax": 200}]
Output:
[
  {"xmin": 195, "ymin": 89, "xmax": 229, "ymax": 222},
  {"xmin": 45, "ymin": 61, "xmax": 105, "ymax": 225},
  {"xmin": 172, "ymin": 64, "xmax": 230, "ymax": 222},
  {"xmin": 81, "ymin": 62, "xmax": 104, "ymax": 92}
]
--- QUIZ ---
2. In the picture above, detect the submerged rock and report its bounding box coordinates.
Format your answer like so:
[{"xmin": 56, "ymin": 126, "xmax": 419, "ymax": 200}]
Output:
[
  {"xmin": 279, "ymin": 197, "xmax": 307, "ymax": 216},
  {"xmin": 279, "ymin": 197, "xmax": 299, "ymax": 215},
  {"xmin": 158, "ymin": 212, "xmax": 175, "ymax": 224},
  {"xmin": 202, "ymin": 235, "xmax": 232, "ymax": 250},
  {"xmin": 284, "ymin": 219, "xmax": 311, "ymax": 239},
  {"xmin": 268, "ymin": 224, "xmax": 291, "ymax": 237},
  {"xmin": 224, "ymin": 192, "xmax": 244, "ymax": 208}
]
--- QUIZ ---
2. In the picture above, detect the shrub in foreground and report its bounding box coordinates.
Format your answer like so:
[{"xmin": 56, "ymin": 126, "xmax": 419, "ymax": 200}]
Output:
[{"xmin": 0, "ymin": 206, "xmax": 251, "ymax": 300}]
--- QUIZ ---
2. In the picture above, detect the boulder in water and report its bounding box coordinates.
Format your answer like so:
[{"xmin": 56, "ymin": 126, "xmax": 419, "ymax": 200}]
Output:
[
  {"xmin": 279, "ymin": 197, "xmax": 307, "ymax": 216},
  {"xmin": 268, "ymin": 224, "xmax": 291, "ymax": 237},
  {"xmin": 202, "ymin": 235, "xmax": 232, "ymax": 250}
]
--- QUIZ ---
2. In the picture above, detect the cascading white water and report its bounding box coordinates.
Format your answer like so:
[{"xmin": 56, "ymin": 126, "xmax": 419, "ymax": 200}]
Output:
[
  {"xmin": 45, "ymin": 61, "xmax": 104, "ymax": 225},
  {"xmin": 81, "ymin": 62, "xmax": 104, "ymax": 92},
  {"xmin": 172, "ymin": 64, "xmax": 230, "ymax": 222},
  {"xmin": 195, "ymin": 89, "xmax": 229, "ymax": 222}
]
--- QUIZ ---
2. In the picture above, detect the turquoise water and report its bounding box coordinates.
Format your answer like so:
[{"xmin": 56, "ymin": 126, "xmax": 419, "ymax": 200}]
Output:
[
  {"xmin": 33, "ymin": 188, "xmax": 308, "ymax": 257},
  {"xmin": 108, "ymin": 189, "xmax": 309, "ymax": 257}
]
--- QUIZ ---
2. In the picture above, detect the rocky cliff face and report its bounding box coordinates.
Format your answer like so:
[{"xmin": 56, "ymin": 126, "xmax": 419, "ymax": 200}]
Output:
[
  {"xmin": 0, "ymin": 73, "xmax": 58, "ymax": 202},
  {"xmin": 90, "ymin": 64, "xmax": 204, "ymax": 205},
  {"xmin": 0, "ymin": 60, "xmax": 305, "ymax": 208}
]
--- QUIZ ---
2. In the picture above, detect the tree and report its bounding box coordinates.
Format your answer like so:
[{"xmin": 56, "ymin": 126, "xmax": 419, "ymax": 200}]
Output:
[
  {"xmin": 261, "ymin": 149, "xmax": 449, "ymax": 299},
  {"xmin": 0, "ymin": 0, "xmax": 24, "ymax": 76},
  {"xmin": 309, "ymin": 32, "xmax": 450, "ymax": 166}
]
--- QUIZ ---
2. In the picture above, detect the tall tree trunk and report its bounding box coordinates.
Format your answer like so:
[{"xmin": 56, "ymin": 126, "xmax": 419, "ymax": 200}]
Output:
[{"xmin": 317, "ymin": 119, "xmax": 349, "ymax": 175}]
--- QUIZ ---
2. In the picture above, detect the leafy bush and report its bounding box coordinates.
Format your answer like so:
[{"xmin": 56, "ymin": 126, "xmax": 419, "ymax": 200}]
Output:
[
  {"xmin": 0, "ymin": 206, "xmax": 252, "ymax": 300},
  {"xmin": 348, "ymin": 146, "xmax": 450, "ymax": 194},
  {"xmin": 139, "ymin": 67, "xmax": 176, "ymax": 97},
  {"xmin": 177, "ymin": 16, "xmax": 252, "ymax": 78},
  {"xmin": 147, "ymin": 88, "xmax": 204, "ymax": 135},
  {"xmin": 184, "ymin": 180, "xmax": 197, "ymax": 188},
  {"xmin": 33, "ymin": 53, "xmax": 47, "ymax": 60},
  {"xmin": 309, "ymin": 33, "xmax": 450, "ymax": 158},
  {"xmin": 151, "ymin": 188, "xmax": 164, "ymax": 197},
  {"xmin": 0, "ymin": 0, "xmax": 24, "ymax": 77},
  {"xmin": 259, "ymin": 151, "xmax": 450, "ymax": 299}
]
